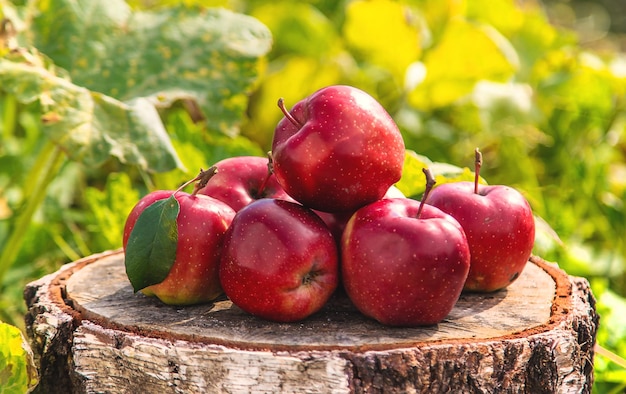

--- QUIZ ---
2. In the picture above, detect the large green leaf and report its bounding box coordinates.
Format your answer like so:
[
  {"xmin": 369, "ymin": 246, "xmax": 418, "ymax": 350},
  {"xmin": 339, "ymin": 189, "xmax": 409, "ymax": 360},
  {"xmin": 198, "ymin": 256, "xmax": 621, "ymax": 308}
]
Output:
[
  {"xmin": 0, "ymin": 50, "xmax": 182, "ymax": 171},
  {"xmin": 0, "ymin": 322, "xmax": 38, "ymax": 394},
  {"xmin": 31, "ymin": 0, "xmax": 272, "ymax": 136}
]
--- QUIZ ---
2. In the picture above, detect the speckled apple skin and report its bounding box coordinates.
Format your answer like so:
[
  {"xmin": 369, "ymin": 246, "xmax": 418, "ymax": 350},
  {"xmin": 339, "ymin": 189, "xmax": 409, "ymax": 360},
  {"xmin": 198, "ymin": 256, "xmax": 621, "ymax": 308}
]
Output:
[
  {"xmin": 427, "ymin": 181, "xmax": 535, "ymax": 292},
  {"xmin": 272, "ymin": 85, "xmax": 405, "ymax": 213},
  {"xmin": 341, "ymin": 198, "xmax": 471, "ymax": 327},
  {"xmin": 219, "ymin": 199, "xmax": 339, "ymax": 323}
]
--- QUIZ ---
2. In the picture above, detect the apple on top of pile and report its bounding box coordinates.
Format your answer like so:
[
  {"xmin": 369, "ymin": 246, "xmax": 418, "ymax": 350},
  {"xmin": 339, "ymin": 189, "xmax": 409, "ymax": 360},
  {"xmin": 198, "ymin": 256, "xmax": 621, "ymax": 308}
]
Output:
[{"xmin": 123, "ymin": 85, "xmax": 535, "ymax": 327}]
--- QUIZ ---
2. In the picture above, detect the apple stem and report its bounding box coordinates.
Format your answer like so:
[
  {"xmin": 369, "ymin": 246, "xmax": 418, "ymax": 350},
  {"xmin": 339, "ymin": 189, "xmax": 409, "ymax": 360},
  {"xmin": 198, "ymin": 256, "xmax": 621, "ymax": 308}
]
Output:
[
  {"xmin": 277, "ymin": 98, "xmax": 303, "ymax": 128},
  {"xmin": 174, "ymin": 166, "xmax": 218, "ymax": 196},
  {"xmin": 416, "ymin": 168, "xmax": 436, "ymax": 219},
  {"xmin": 256, "ymin": 152, "xmax": 274, "ymax": 198},
  {"xmin": 474, "ymin": 148, "xmax": 482, "ymax": 195}
]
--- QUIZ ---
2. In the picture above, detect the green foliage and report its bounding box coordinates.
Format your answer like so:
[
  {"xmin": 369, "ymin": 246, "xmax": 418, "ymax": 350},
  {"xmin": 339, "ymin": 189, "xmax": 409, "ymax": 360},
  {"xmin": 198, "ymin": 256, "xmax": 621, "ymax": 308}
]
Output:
[
  {"xmin": 1, "ymin": 0, "xmax": 626, "ymax": 391},
  {"xmin": 31, "ymin": 0, "xmax": 272, "ymax": 137},
  {"xmin": 84, "ymin": 172, "xmax": 140, "ymax": 252},
  {"xmin": 0, "ymin": 321, "xmax": 38, "ymax": 393},
  {"xmin": 0, "ymin": 47, "xmax": 182, "ymax": 171}
]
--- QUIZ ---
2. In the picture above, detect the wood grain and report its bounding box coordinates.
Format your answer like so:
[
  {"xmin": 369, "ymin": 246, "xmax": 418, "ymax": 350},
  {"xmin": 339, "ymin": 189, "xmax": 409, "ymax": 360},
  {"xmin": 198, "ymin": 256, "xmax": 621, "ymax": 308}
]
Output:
[{"xmin": 65, "ymin": 250, "xmax": 555, "ymax": 350}]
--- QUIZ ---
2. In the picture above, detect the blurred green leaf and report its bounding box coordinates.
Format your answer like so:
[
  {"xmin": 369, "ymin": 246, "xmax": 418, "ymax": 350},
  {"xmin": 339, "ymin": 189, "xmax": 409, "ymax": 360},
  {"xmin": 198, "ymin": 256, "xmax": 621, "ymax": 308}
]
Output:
[
  {"xmin": 593, "ymin": 279, "xmax": 626, "ymax": 391},
  {"xmin": 251, "ymin": 1, "xmax": 339, "ymax": 58},
  {"xmin": 0, "ymin": 50, "xmax": 182, "ymax": 171},
  {"xmin": 0, "ymin": 322, "xmax": 38, "ymax": 393},
  {"xmin": 343, "ymin": 0, "xmax": 421, "ymax": 83},
  {"xmin": 85, "ymin": 172, "xmax": 140, "ymax": 250},
  {"xmin": 409, "ymin": 18, "xmax": 518, "ymax": 109},
  {"xmin": 31, "ymin": 0, "xmax": 272, "ymax": 136},
  {"xmin": 396, "ymin": 150, "xmax": 433, "ymax": 198}
]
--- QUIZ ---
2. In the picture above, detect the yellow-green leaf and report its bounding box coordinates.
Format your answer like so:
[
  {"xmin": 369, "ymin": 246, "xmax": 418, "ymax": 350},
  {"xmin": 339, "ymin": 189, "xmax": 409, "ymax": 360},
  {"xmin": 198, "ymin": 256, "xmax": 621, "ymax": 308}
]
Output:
[
  {"xmin": 396, "ymin": 149, "xmax": 485, "ymax": 198},
  {"xmin": 343, "ymin": 0, "xmax": 422, "ymax": 83},
  {"xmin": 0, "ymin": 322, "xmax": 38, "ymax": 394},
  {"xmin": 31, "ymin": 0, "xmax": 272, "ymax": 137},
  {"xmin": 408, "ymin": 18, "xmax": 518, "ymax": 110},
  {"xmin": 395, "ymin": 150, "xmax": 433, "ymax": 198}
]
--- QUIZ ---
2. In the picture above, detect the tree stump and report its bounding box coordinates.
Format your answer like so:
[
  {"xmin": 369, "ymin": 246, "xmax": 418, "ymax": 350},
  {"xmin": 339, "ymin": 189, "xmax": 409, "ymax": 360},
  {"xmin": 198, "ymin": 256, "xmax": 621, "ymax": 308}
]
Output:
[{"xmin": 24, "ymin": 249, "xmax": 598, "ymax": 394}]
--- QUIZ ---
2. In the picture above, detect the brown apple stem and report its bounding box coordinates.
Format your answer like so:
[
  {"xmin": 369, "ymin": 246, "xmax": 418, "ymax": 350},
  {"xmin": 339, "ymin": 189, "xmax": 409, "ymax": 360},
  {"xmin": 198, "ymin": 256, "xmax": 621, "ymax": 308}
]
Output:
[
  {"xmin": 256, "ymin": 152, "xmax": 274, "ymax": 197},
  {"xmin": 174, "ymin": 166, "xmax": 218, "ymax": 196},
  {"xmin": 416, "ymin": 168, "xmax": 436, "ymax": 219},
  {"xmin": 474, "ymin": 147, "xmax": 483, "ymax": 195},
  {"xmin": 277, "ymin": 98, "xmax": 303, "ymax": 128}
]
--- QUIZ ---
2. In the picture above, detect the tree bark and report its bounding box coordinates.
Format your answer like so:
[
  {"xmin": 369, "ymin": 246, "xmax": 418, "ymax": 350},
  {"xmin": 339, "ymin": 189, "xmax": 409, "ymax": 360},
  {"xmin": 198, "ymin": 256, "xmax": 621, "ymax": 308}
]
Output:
[{"xmin": 24, "ymin": 249, "xmax": 598, "ymax": 393}]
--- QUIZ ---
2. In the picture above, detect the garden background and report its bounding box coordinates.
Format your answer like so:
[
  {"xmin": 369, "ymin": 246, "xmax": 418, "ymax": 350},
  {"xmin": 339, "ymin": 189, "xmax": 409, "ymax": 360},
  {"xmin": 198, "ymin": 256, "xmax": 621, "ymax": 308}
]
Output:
[{"xmin": 1, "ymin": 0, "xmax": 625, "ymax": 392}]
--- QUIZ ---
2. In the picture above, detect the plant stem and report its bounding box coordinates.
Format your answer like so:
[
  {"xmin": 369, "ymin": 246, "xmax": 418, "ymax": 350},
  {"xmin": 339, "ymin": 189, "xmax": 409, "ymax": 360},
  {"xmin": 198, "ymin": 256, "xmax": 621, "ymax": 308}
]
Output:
[
  {"xmin": 0, "ymin": 141, "xmax": 65, "ymax": 283},
  {"xmin": 183, "ymin": 166, "xmax": 218, "ymax": 196},
  {"xmin": 474, "ymin": 147, "xmax": 482, "ymax": 194},
  {"xmin": 277, "ymin": 98, "xmax": 303, "ymax": 128},
  {"xmin": 416, "ymin": 167, "xmax": 436, "ymax": 218}
]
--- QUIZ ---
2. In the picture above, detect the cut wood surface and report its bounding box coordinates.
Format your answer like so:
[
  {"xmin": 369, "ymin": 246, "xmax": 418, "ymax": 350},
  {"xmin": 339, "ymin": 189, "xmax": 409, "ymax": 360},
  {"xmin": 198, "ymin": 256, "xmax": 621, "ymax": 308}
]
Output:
[{"xmin": 24, "ymin": 249, "xmax": 598, "ymax": 393}]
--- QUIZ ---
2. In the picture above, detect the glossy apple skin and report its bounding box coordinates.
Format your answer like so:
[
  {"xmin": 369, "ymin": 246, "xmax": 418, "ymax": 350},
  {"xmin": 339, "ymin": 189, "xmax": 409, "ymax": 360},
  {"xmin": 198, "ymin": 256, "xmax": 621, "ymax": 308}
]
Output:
[
  {"xmin": 341, "ymin": 198, "xmax": 470, "ymax": 326},
  {"xmin": 219, "ymin": 199, "xmax": 339, "ymax": 322},
  {"xmin": 123, "ymin": 190, "xmax": 236, "ymax": 305},
  {"xmin": 197, "ymin": 156, "xmax": 294, "ymax": 212},
  {"xmin": 426, "ymin": 182, "xmax": 535, "ymax": 292},
  {"xmin": 272, "ymin": 85, "xmax": 405, "ymax": 213}
]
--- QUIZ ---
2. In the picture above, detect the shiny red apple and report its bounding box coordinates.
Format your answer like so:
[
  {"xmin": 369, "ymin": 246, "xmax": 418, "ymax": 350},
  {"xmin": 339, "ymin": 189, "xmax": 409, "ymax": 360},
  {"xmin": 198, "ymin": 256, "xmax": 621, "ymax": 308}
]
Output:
[
  {"xmin": 271, "ymin": 85, "xmax": 405, "ymax": 213},
  {"xmin": 426, "ymin": 149, "xmax": 535, "ymax": 292},
  {"xmin": 123, "ymin": 169, "xmax": 236, "ymax": 305},
  {"xmin": 219, "ymin": 198, "xmax": 339, "ymax": 322},
  {"xmin": 341, "ymin": 169, "xmax": 470, "ymax": 326}
]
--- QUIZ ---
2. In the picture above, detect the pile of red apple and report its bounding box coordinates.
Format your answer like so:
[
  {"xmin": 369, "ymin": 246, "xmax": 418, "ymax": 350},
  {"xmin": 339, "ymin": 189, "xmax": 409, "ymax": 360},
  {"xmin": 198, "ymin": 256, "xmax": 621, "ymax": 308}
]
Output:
[{"xmin": 123, "ymin": 85, "xmax": 535, "ymax": 327}]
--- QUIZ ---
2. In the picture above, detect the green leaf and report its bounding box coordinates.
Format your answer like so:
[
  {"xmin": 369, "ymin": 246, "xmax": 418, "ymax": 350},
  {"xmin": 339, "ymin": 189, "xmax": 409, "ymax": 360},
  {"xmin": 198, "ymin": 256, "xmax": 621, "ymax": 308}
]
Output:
[
  {"xmin": 251, "ymin": 1, "xmax": 339, "ymax": 58},
  {"xmin": 124, "ymin": 195, "xmax": 180, "ymax": 292},
  {"xmin": 396, "ymin": 149, "xmax": 485, "ymax": 198},
  {"xmin": 0, "ymin": 322, "xmax": 38, "ymax": 394},
  {"xmin": 85, "ymin": 172, "xmax": 140, "ymax": 251},
  {"xmin": 408, "ymin": 18, "xmax": 518, "ymax": 110},
  {"xmin": 395, "ymin": 150, "xmax": 433, "ymax": 198},
  {"xmin": 0, "ymin": 50, "xmax": 183, "ymax": 171},
  {"xmin": 343, "ymin": 0, "xmax": 421, "ymax": 82},
  {"xmin": 31, "ymin": 0, "xmax": 272, "ymax": 136}
]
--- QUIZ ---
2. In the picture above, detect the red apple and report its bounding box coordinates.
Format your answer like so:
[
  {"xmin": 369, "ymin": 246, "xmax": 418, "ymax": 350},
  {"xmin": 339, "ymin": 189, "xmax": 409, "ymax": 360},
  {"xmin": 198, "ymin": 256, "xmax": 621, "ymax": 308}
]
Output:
[
  {"xmin": 219, "ymin": 198, "xmax": 339, "ymax": 322},
  {"xmin": 341, "ymin": 170, "xmax": 470, "ymax": 326},
  {"xmin": 197, "ymin": 155, "xmax": 294, "ymax": 212},
  {"xmin": 123, "ymin": 170, "xmax": 236, "ymax": 305},
  {"xmin": 426, "ymin": 149, "xmax": 535, "ymax": 292},
  {"xmin": 271, "ymin": 85, "xmax": 405, "ymax": 213}
]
